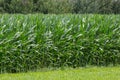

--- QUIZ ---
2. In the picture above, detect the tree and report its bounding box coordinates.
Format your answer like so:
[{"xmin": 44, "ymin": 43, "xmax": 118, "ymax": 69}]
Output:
[
  {"xmin": 73, "ymin": 0, "xmax": 82, "ymax": 13},
  {"xmin": 2, "ymin": 0, "xmax": 33, "ymax": 13},
  {"xmin": 2, "ymin": 0, "xmax": 12, "ymax": 13},
  {"xmin": 33, "ymin": 0, "xmax": 48, "ymax": 14},
  {"xmin": 33, "ymin": 0, "xmax": 73, "ymax": 14},
  {"xmin": 0, "ymin": 0, "xmax": 4, "ymax": 12},
  {"xmin": 112, "ymin": 0, "xmax": 120, "ymax": 14},
  {"xmin": 98, "ymin": 0, "xmax": 113, "ymax": 14}
]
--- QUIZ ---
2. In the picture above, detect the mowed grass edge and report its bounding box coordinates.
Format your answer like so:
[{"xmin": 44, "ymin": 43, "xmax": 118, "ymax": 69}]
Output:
[{"xmin": 0, "ymin": 67, "xmax": 120, "ymax": 80}]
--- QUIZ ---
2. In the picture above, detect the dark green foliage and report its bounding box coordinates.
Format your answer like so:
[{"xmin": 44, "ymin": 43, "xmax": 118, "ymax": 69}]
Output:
[
  {"xmin": 0, "ymin": 0, "xmax": 120, "ymax": 14},
  {"xmin": 73, "ymin": 0, "xmax": 82, "ymax": 13},
  {"xmin": 32, "ymin": 0, "xmax": 73, "ymax": 14},
  {"xmin": 97, "ymin": 0, "xmax": 113, "ymax": 14},
  {"xmin": 112, "ymin": 0, "xmax": 120, "ymax": 14},
  {"xmin": 0, "ymin": 0, "xmax": 4, "ymax": 13},
  {"xmin": 4, "ymin": 0, "xmax": 33, "ymax": 13},
  {"xmin": 73, "ymin": 0, "xmax": 117, "ymax": 14},
  {"xmin": 0, "ymin": 14, "xmax": 120, "ymax": 73},
  {"xmin": 33, "ymin": 0, "xmax": 48, "ymax": 13}
]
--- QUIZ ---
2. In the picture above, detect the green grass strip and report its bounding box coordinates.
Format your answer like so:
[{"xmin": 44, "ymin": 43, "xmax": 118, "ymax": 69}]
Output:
[{"xmin": 0, "ymin": 67, "xmax": 120, "ymax": 80}]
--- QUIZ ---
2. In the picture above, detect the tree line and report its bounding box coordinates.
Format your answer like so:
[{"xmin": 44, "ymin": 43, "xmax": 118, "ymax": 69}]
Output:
[{"xmin": 0, "ymin": 0, "xmax": 120, "ymax": 14}]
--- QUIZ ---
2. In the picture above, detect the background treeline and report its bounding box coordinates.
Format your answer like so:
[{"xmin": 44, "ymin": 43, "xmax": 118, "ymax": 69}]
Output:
[{"xmin": 0, "ymin": 0, "xmax": 120, "ymax": 14}]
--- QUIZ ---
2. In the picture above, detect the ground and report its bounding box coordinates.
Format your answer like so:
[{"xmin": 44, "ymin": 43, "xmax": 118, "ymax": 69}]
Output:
[{"xmin": 0, "ymin": 67, "xmax": 120, "ymax": 80}]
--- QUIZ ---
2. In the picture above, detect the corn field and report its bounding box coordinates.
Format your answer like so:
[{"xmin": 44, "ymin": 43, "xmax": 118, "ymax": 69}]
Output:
[{"xmin": 0, "ymin": 14, "xmax": 120, "ymax": 73}]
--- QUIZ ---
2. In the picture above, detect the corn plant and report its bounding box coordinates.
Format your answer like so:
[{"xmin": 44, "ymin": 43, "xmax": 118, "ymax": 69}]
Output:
[{"xmin": 0, "ymin": 14, "xmax": 120, "ymax": 73}]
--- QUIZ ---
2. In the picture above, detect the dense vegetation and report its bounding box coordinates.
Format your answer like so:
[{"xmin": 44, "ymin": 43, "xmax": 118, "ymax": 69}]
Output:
[
  {"xmin": 0, "ymin": 0, "xmax": 120, "ymax": 14},
  {"xmin": 0, "ymin": 14, "xmax": 120, "ymax": 73}
]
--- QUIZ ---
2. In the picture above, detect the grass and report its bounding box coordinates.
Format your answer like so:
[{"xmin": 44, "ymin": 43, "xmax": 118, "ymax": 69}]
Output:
[{"xmin": 0, "ymin": 67, "xmax": 120, "ymax": 80}]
